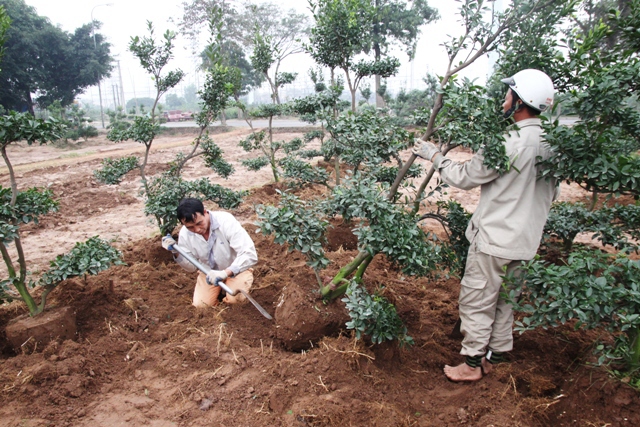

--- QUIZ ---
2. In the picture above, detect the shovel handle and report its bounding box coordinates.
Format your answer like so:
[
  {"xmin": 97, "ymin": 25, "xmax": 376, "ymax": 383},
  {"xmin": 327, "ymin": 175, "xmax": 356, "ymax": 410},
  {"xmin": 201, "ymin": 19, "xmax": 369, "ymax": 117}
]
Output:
[{"xmin": 213, "ymin": 277, "xmax": 236, "ymax": 295}]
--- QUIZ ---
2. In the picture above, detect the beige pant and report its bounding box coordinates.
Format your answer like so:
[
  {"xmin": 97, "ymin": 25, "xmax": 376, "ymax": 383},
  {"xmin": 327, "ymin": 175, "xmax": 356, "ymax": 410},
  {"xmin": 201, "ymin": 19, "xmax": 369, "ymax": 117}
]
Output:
[
  {"xmin": 459, "ymin": 240, "xmax": 522, "ymax": 357},
  {"xmin": 192, "ymin": 269, "xmax": 254, "ymax": 308}
]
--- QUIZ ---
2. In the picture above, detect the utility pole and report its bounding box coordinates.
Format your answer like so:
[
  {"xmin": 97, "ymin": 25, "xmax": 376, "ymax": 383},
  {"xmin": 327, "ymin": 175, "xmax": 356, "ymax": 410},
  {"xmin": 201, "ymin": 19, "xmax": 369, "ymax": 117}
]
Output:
[
  {"xmin": 117, "ymin": 60, "xmax": 125, "ymax": 111},
  {"xmin": 129, "ymin": 69, "xmax": 139, "ymax": 113},
  {"xmin": 91, "ymin": 3, "xmax": 113, "ymax": 129},
  {"xmin": 112, "ymin": 84, "xmax": 118, "ymax": 110}
]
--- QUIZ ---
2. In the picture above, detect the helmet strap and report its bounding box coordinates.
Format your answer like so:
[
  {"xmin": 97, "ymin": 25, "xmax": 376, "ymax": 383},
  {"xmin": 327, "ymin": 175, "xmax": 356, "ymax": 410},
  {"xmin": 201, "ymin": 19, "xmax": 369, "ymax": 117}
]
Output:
[{"xmin": 503, "ymin": 98, "xmax": 522, "ymax": 119}]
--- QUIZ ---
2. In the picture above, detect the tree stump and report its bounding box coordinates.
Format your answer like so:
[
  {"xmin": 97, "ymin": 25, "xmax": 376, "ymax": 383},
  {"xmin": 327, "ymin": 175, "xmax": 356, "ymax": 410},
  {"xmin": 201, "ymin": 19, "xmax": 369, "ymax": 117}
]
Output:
[{"xmin": 5, "ymin": 306, "xmax": 77, "ymax": 353}]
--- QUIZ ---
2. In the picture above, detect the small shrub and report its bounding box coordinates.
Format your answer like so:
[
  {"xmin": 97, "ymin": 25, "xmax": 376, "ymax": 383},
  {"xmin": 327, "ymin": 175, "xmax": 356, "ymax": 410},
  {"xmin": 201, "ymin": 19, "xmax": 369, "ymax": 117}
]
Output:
[
  {"xmin": 39, "ymin": 236, "xmax": 125, "ymax": 286},
  {"xmin": 280, "ymin": 156, "xmax": 329, "ymax": 188},
  {"xmin": 256, "ymin": 191, "xmax": 330, "ymax": 273},
  {"xmin": 372, "ymin": 164, "xmax": 423, "ymax": 184},
  {"xmin": 241, "ymin": 156, "xmax": 270, "ymax": 171},
  {"xmin": 504, "ymin": 249, "xmax": 640, "ymax": 371},
  {"xmin": 343, "ymin": 281, "xmax": 414, "ymax": 347},
  {"xmin": 297, "ymin": 149, "xmax": 324, "ymax": 159},
  {"xmin": 94, "ymin": 156, "xmax": 139, "ymax": 185},
  {"xmin": 145, "ymin": 175, "xmax": 246, "ymax": 235}
]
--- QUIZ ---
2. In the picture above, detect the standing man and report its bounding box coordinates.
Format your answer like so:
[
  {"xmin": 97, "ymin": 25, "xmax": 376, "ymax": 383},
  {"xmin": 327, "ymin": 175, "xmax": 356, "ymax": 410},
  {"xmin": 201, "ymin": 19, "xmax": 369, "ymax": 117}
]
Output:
[
  {"xmin": 161, "ymin": 198, "xmax": 258, "ymax": 307},
  {"xmin": 413, "ymin": 69, "xmax": 558, "ymax": 382}
]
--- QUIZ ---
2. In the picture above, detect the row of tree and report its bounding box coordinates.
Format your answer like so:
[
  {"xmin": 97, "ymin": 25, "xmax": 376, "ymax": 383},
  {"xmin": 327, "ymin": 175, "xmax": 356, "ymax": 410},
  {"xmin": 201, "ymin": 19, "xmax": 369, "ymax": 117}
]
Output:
[
  {"xmin": 0, "ymin": 0, "xmax": 438, "ymax": 120},
  {"xmin": 175, "ymin": 0, "xmax": 437, "ymax": 109},
  {"xmin": 2, "ymin": 0, "xmax": 640, "ymax": 385}
]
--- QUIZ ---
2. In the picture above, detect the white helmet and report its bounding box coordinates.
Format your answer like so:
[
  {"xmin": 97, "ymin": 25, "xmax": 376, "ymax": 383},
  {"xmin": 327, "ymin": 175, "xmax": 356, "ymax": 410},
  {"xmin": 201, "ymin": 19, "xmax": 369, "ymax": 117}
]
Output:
[{"xmin": 501, "ymin": 69, "xmax": 555, "ymax": 113}]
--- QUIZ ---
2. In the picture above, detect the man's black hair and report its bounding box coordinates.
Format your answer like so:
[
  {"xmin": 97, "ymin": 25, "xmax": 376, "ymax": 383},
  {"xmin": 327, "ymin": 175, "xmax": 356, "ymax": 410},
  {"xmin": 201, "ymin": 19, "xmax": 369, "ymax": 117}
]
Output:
[{"xmin": 177, "ymin": 198, "xmax": 205, "ymax": 223}]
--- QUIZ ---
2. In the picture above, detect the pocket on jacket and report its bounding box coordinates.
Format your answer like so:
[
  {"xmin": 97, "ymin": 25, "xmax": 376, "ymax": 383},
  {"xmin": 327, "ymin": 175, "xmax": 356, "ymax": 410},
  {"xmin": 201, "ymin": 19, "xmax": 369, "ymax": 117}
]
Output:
[{"xmin": 459, "ymin": 276, "xmax": 488, "ymax": 308}]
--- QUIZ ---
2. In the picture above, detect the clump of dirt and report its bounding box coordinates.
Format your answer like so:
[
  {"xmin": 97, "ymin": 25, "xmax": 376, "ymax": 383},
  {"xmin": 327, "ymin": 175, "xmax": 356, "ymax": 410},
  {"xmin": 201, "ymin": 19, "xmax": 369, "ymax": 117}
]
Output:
[{"xmin": 325, "ymin": 220, "xmax": 359, "ymax": 252}]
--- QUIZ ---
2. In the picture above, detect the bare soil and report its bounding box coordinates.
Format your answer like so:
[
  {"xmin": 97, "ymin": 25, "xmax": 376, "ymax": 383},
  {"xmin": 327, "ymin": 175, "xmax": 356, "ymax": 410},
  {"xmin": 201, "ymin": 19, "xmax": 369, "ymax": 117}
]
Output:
[{"xmin": 0, "ymin": 126, "xmax": 637, "ymax": 427}]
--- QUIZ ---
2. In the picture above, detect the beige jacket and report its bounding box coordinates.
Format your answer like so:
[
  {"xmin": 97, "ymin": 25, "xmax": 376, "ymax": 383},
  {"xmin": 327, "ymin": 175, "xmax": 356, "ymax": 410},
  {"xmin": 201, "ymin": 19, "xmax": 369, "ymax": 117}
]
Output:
[
  {"xmin": 175, "ymin": 211, "xmax": 258, "ymax": 275},
  {"xmin": 433, "ymin": 118, "xmax": 557, "ymax": 260}
]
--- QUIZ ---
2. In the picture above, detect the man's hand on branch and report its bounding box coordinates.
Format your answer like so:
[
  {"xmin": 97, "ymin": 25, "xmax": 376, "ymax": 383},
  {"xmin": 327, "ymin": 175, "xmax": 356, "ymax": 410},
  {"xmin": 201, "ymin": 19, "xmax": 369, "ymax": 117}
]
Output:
[
  {"xmin": 412, "ymin": 139, "xmax": 440, "ymax": 162},
  {"xmin": 162, "ymin": 235, "xmax": 177, "ymax": 253},
  {"xmin": 206, "ymin": 269, "xmax": 228, "ymax": 285}
]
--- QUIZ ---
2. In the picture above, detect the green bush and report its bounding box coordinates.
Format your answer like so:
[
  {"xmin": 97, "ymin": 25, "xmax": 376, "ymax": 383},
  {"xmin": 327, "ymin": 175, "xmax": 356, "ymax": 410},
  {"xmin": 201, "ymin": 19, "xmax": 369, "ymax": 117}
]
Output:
[
  {"xmin": 343, "ymin": 281, "xmax": 414, "ymax": 347},
  {"xmin": 94, "ymin": 156, "xmax": 140, "ymax": 185},
  {"xmin": 297, "ymin": 149, "xmax": 324, "ymax": 159},
  {"xmin": 223, "ymin": 107, "xmax": 240, "ymax": 119},
  {"xmin": 39, "ymin": 237, "xmax": 125, "ymax": 286},
  {"xmin": 256, "ymin": 191, "xmax": 329, "ymax": 273},
  {"xmin": 145, "ymin": 175, "xmax": 246, "ymax": 235},
  {"xmin": 544, "ymin": 202, "xmax": 640, "ymax": 253},
  {"xmin": 241, "ymin": 157, "xmax": 270, "ymax": 171},
  {"xmin": 280, "ymin": 156, "xmax": 329, "ymax": 188},
  {"xmin": 504, "ymin": 250, "xmax": 640, "ymax": 372},
  {"xmin": 372, "ymin": 164, "xmax": 423, "ymax": 184}
]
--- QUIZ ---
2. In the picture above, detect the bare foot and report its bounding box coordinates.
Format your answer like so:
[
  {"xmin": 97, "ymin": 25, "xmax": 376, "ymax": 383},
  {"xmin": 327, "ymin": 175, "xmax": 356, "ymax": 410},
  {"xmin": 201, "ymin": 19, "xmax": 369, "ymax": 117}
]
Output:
[
  {"xmin": 481, "ymin": 357, "xmax": 492, "ymax": 375},
  {"xmin": 443, "ymin": 362, "xmax": 483, "ymax": 382}
]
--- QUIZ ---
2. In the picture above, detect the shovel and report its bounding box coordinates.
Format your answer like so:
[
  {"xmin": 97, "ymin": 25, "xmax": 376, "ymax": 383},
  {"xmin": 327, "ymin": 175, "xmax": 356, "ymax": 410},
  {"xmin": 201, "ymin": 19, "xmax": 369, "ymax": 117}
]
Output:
[{"xmin": 166, "ymin": 240, "xmax": 273, "ymax": 320}]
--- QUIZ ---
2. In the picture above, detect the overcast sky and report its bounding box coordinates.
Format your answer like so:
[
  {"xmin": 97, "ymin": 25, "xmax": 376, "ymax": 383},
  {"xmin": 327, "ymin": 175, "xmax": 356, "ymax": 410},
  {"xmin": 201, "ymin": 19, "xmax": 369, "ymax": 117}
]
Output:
[{"xmin": 22, "ymin": 0, "xmax": 494, "ymax": 109}]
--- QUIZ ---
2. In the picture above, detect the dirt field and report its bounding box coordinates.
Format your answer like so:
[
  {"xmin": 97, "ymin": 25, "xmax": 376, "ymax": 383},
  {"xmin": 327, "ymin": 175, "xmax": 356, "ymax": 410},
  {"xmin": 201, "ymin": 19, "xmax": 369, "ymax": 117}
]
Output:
[{"xmin": 0, "ymin": 126, "xmax": 638, "ymax": 427}]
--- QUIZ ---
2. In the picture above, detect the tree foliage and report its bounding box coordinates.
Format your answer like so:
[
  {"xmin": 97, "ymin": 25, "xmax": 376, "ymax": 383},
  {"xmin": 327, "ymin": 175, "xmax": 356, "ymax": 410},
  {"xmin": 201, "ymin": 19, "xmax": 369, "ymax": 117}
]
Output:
[
  {"xmin": 504, "ymin": 250, "xmax": 640, "ymax": 370},
  {"xmin": 0, "ymin": 0, "xmax": 113, "ymax": 114},
  {"xmin": 497, "ymin": 0, "xmax": 640, "ymax": 374},
  {"xmin": 539, "ymin": 12, "xmax": 640, "ymax": 200},
  {"xmin": 343, "ymin": 281, "xmax": 414, "ymax": 346},
  {"xmin": 307, "ymin": 0, "xmax": 403, "ymax": 111},
  {"xmin": 145, "ymin": 176, "xmax": 246, "ymax": 236},
  {"xmin": 94, "ymin": 156, "xmax": 140, "ymax": 185}
]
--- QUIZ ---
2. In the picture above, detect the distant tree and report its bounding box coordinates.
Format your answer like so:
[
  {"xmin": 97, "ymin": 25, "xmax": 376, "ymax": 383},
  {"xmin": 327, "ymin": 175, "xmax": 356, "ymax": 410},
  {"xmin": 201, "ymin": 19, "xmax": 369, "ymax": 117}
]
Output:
[
  {"xmin": 0, "ymin": 0, "xmax": 112, "ymax": 114},
  {"xmin": 245, "ymin": 2, "xmax": 309, "ymax": 104},
  {"xmin": 177, "ymin": 0, "xmax": 244, "ymax": 50},
  {"xmin": 0, "ymin": 5, "xmax": 9, "ymax": 70},
  {"xmin": 125, "ymin": 97, "xmax": 155, "ymax": 112},
  {"xmin": 370, "ymin": 0, "xmax": 439, "ymax": 107},
  {"xmin": 307, "ymin": 0, "xmax": 401, "ymax": 112},
  {"xmin": 201, "ymin": 39, "xmax": 263, "ymax": 97},
  {"xmin": 183, "ymin": 84, "xmax": 199, "ymax": 109},
  {"xmin": 179, "ymin": 1, "xmax": 262, "ymax": 100},
  {"xmin": 387, "ymin": 73, "xmax": 438, "ymax": 121},
  {"xmin": 165, "ymin": 93, "xmax": 185, "ymax": 109},
  {"xmin": 179, "ymin": 1, "xmax": 306, "ymax": 104}
]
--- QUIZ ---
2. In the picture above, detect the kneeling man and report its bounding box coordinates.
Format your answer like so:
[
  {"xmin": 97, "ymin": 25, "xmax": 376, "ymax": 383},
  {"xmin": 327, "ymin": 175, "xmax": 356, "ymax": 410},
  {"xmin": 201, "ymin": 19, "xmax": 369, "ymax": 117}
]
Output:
[{"xmin": 162, "ymin": 198, "xmax": 258, "ymax": 307}]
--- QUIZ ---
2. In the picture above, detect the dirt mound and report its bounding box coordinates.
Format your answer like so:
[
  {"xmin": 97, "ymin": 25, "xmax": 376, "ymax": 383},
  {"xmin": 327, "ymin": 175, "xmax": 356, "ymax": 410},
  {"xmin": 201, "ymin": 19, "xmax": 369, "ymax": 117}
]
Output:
[{"xmin": 1, "ymin": 227, "xmax": 638, "ymax": 426}]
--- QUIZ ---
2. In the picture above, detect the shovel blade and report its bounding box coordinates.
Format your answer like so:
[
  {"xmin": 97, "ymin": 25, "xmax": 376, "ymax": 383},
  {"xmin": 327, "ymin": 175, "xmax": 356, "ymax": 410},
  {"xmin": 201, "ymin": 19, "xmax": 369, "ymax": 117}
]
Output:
[{"xmin": 239, "ymin": 289, "xmax": 273, "ymax": 320}]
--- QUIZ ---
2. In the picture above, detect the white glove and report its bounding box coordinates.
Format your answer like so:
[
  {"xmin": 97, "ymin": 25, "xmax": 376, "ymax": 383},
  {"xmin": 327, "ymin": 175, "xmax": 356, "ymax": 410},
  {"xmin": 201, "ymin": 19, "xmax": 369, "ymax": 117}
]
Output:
[
  {"xmin": 162, "ymin": 235, "xmax": 177, "ymax": 253},
  {"xmin": 412, "ymin": 139, "xmax": 440, "ymax": 161},
  {"xmin": 206, "ymin": 269, "xmax": 228, "ymax": 285}
]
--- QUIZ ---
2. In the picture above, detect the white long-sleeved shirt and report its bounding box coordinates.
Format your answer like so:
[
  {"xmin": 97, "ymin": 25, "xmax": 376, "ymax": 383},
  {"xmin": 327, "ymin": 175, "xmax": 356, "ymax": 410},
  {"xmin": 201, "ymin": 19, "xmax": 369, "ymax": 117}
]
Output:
[
  {"xmin": 433, "ymin": 118, "xmax": 558, "ymax": 260},
  {"xmin": 175, "ymin": 211, "xmax": 257, "ymax": 276}
]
